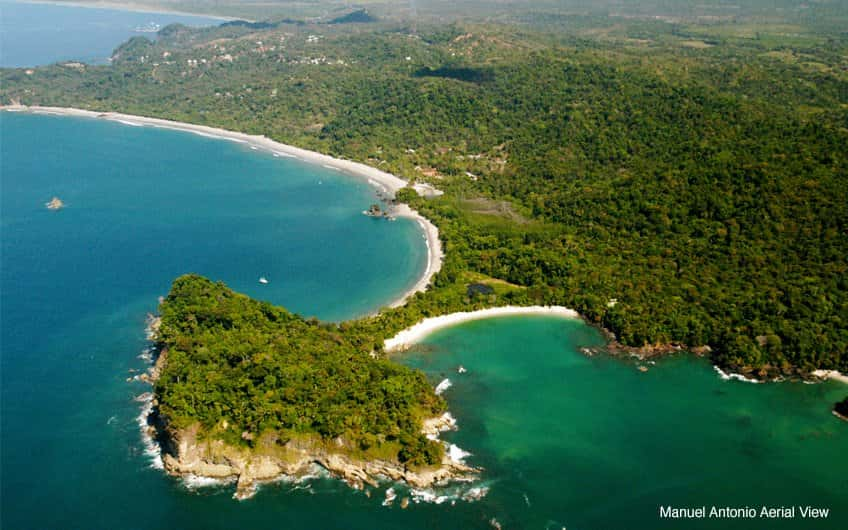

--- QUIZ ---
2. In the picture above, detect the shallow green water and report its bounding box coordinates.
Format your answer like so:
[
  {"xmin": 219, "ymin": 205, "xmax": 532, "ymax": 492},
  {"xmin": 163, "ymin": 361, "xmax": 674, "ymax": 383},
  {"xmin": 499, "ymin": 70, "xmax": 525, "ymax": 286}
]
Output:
[{"xmin": 402, "ymin": 316, "xmax": 848, "ymax": 529}]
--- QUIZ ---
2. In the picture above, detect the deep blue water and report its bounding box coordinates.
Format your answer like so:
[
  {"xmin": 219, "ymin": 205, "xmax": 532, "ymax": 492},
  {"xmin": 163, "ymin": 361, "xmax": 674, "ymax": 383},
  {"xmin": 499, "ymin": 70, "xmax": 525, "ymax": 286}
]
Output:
[
  {"xmin": 0, "ymin": 112, "xmax": 437, "ymax": 529},
  {"xmin": 0, "ymin": 1, "xmax": 222, "ymax": 67}
]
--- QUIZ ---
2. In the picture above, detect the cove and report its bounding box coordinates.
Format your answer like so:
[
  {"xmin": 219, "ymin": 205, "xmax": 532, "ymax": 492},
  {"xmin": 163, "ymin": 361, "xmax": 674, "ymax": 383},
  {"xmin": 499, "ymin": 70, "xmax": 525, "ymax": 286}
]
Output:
[{"xmin": 400, "ymin": 315, "xmax": 848, "ymax": 529}]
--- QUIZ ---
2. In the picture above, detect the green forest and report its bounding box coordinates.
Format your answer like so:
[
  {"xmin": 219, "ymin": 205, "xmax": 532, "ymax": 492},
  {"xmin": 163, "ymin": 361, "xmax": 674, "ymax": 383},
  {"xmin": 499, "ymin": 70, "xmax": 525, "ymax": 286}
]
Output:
[
  {"xmin": 2, "ymin": 9, "xmax": 846, "ymax": 382},
  {"xmin": 155, "ymin": 274, "xmax": 445, "ymax": 466}
]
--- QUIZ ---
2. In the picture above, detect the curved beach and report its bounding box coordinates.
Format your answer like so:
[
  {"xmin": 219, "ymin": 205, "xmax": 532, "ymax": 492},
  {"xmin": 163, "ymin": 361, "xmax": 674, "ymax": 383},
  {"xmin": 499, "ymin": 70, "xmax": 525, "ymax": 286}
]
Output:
[
  {"xmin": 384, "ymin": 306, "xmax": 581, "ymax": 352},
  {"xmin": 1, "ymin": 105, "xmax": 442, "ymax": 309}
]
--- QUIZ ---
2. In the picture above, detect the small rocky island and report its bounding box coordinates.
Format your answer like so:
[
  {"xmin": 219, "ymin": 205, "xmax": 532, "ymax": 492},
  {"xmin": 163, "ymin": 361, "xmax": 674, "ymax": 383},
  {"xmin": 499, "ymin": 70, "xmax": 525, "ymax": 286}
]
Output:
[
  {"xmin": 363, "ymin": 203, "xmax": 394, "ymax": 220},
  {"xmin": 144, "ymin": 275, "xmax": 475, "ymax": 499},
  {"xmin": 45, "ymin": 196, "xmax": 65, "ymax": 210},
  {"xmin": 834, "ymin": 397, "xmax": 848, "ymax": 421}
]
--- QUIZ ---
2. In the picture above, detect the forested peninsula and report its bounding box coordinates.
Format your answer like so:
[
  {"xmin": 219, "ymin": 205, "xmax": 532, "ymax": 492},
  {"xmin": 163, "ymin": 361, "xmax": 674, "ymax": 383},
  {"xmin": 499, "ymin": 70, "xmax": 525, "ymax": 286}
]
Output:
[
  {"xmin": 2, "ymin": 3, "xmax": 846, "ymax": 488},
  {"xmin": 149, "ymin": 275, "xmax": 472, "ymax": 498}
]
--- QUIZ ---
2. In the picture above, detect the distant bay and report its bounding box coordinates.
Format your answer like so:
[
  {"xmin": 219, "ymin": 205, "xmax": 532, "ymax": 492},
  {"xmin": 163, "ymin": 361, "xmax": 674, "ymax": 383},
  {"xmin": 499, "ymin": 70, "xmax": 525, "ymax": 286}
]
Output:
[{"xmin": 0, "ymin": 0, "xmax": 223, "ymax": 67}]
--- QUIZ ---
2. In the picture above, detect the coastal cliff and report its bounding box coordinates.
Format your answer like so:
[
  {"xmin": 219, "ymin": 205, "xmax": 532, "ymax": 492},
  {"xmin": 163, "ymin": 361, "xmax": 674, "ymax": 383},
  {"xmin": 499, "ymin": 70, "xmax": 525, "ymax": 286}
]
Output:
[{"xmin": 154, "ymin": 415, "xmax": 474, "ymax": 499}]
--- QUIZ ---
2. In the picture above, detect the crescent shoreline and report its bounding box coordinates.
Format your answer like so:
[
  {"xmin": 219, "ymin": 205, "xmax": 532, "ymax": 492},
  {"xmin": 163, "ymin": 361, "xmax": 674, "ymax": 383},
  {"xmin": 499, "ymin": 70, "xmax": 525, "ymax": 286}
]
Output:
[
  {"xmin": 1, "ymin": 104, "xmax": 443, "ymax": 312},
  {"xmin": 384, "ymin": 306, "xmax": 581, "ymax": 352}
]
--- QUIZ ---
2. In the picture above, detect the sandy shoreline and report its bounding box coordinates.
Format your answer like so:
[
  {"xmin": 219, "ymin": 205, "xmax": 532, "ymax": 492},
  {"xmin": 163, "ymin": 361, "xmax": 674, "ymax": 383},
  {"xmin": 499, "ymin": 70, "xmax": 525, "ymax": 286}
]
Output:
[
  {"xmin": 384, "ymin": 306, "xmax": 580, "ymax": 351},
  {"xmin": 812, "ymin": 370, "xmax": 848, "ymax": 385},
  {"xmin": 2, "ymin": 105, "xmax": 442, "ymax": 309},
  {"xmin": 15, "ymin": 0, "xmax": 240, "ymax": 21}
]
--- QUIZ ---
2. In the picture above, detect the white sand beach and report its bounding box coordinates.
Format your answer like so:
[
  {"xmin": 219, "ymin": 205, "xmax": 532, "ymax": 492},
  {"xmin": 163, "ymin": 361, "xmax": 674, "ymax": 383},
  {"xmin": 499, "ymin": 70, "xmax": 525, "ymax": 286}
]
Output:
[
  {"xmin": 2, "ymin": 105, "xmax": 442, "ymax": 308},
  {"xmin": 384, "ymin": 306, "xmax": 580, "ymax": 352},
  {"xmin": 811, "ymin": 369, "xmax": 848, "ymax": 385}
]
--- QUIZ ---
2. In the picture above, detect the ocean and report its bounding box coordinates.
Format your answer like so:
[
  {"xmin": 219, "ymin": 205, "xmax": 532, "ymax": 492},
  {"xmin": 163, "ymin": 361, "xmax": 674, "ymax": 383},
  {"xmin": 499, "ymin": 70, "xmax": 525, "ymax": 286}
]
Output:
[{"xmin": 0, "ymin": 1, "xmax": 222, "ymax": 67}]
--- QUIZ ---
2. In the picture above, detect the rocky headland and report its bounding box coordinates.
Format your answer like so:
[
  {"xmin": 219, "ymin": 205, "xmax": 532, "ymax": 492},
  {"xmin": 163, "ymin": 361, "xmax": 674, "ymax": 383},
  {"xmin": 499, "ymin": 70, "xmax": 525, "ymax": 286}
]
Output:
[{"xmin": 140, "ymin": 316, "xmax": 476, "ymax": 500}]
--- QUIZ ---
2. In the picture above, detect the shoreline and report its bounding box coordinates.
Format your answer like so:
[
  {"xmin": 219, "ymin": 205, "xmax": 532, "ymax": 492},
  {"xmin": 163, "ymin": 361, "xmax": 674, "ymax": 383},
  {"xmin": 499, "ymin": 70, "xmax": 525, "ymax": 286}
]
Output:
[
  {"xmin": 139, "ymin": 319, "xmax": 477, "ymax": 501},
  {"xmin": 382, "ymin": 305, "xmax": 848, "ymax": 388},
  {"xmin": 384, "ymin": 306, "xmax": 580, "ymax": 352},
  {"xmin": 1, "ymin": 105, "xmax": 443, "ymax": 310},
  {"xmin": 13, "ymin": 0, "xmax": 241, "ymax": 21},
  {"xmin": 812, "ymin": 369, "xmax": 848, "ymax": 385}
]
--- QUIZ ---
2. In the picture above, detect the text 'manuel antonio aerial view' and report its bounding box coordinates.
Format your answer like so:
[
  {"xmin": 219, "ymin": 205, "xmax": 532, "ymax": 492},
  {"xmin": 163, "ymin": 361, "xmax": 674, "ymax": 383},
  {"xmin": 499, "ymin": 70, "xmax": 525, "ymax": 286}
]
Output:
[{"xmin": 0, "ymin": 0, "xmax": 846, "ymax": 528}]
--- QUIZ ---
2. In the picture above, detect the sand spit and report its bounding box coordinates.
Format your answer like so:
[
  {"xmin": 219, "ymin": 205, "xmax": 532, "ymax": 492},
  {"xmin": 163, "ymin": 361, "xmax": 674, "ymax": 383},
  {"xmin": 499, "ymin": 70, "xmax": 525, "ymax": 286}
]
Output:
[
  {"xmin": 2, "ymin": 105, "xmax": 442, "ymax": 308},
  {"xmin": 384, "ymin": 306, "xmax": 580, "ymax": 352}
]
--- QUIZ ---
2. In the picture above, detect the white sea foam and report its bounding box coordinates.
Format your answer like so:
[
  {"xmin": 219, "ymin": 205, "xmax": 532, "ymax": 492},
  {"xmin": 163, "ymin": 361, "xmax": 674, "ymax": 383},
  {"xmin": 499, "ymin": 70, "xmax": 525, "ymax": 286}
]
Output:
[
  {"xmin": 134, "ymin": 392, "xmax": 153, "ymax": 402},
  {"xmin": 382, "ymin": 487, "xmax": 397, "ymax": 506},
  {"xmin": 434, "ymin": 378, "xmax": 452, "ymax": 395},
  {"xmin": 714, "ymin": 366, "xmax": 761, "ymax": 384},
  {"xmin": 115, "ymin": 119, "xmax": 143, "ymax": 127},
  {"xmin": 184, "ymin": 474, "xmax": 234, "ymax": 489},
  {"xmin": 136, "ymin": 395, "xmax": 164, "ymax": 469},
  {"xmin": 410, "ymin": 488, "xmax": 453, "ymax": 504},
  {"xmin": 463, "ymin": 486, "xmax": 490, "ymax": 502},
  {"xmin": 447, "ymin": 443, "xmax": 471, "ymax": 464},
  {"xmin": 410, "ymin": 482, "xmax": 490, "ymax": 505}
]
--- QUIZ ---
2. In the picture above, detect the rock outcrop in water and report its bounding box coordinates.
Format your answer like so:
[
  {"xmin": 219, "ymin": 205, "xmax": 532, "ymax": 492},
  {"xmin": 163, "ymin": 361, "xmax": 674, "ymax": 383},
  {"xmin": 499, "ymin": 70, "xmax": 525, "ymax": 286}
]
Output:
[
  {"xmin": 834, "ymin": 397, "xmax": 848, "ymax": 421},
  {"xmin": 45, "ymin": 197, "xmax": 64, "ymax": 210}
]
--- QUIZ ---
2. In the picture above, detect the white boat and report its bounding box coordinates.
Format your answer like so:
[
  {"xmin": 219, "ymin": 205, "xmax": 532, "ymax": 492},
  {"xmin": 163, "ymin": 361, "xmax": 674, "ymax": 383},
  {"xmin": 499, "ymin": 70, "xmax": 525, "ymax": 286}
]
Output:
[
  {"xmin": 134, "ymin": 22, "xmax": 161, "ymax": 33},
  {"xmin": 258, "ymin": 277, "xmax": 269, "ymax": 284}
]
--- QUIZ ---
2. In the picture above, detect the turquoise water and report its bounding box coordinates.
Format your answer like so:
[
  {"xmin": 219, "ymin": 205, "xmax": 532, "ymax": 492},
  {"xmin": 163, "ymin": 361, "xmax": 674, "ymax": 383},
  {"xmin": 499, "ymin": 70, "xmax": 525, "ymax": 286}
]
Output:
[
  {"xmin": 402, "ymin": 316, "xmax": 848, "ymax": 529},
  {"xmin": 0, "ymin": 1, "xmax": 222, "ymax": 67},
  {"xmin": 0, "ymin": 112, "xmax": 433, "ymax": 529}
]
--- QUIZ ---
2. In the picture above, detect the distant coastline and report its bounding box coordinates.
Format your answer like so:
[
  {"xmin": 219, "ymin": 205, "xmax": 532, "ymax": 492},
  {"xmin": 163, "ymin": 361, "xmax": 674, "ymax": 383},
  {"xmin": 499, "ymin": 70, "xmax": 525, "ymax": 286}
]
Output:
[
  {"xmin": 13, "ymin": 0, "xmax": 241, "ymax": 21},
  {"xmin": 1, "ymin": 105, "xmax": 443, "ymax": 310}
]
